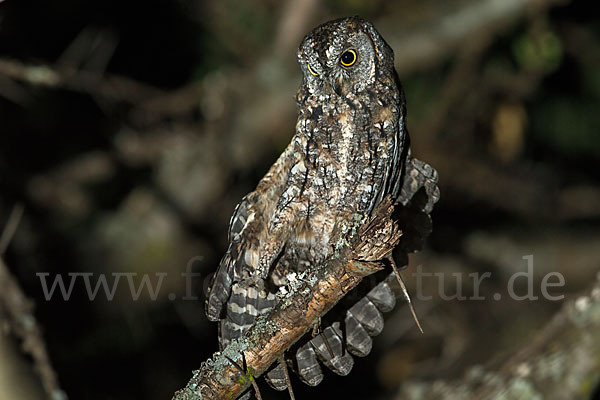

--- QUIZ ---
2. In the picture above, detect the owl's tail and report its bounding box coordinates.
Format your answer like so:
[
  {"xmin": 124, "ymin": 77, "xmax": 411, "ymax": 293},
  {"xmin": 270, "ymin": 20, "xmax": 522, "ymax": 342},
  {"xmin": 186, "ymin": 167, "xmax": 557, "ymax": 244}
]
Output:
[
  {"xmin": 206, "ymin": 237, "xmax": 277, "ymax": 347},
  {"xmin": 219, "ymin": 279, "xmax": 276, "ymax": 347}
]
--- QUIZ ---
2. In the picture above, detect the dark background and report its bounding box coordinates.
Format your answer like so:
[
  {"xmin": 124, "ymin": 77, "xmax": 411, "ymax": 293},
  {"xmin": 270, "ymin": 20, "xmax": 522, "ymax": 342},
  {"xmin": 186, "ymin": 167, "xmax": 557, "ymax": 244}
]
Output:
[{"xmin": 0, "ymin": 0, "xmax": 599, "ymax": 399}]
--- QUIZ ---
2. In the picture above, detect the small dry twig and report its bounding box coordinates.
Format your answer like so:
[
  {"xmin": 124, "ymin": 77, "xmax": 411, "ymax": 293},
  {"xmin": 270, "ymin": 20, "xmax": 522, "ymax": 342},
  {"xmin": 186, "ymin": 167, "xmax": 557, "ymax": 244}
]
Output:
[
  {"xmin": 0, "ymin": 205, "xmax": 66, "ymax": 399},
  {"xmin": 0, "ymin": 203, "xmax": 24, "ymax": 255}
]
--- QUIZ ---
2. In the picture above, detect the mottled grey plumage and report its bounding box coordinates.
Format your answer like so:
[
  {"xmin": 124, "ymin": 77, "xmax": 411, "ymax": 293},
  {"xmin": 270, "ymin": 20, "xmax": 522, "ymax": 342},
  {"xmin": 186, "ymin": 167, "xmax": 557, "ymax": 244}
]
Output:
[{"xmin": 205, "ymin": 16, "xmax": 439, "ymax": 398}]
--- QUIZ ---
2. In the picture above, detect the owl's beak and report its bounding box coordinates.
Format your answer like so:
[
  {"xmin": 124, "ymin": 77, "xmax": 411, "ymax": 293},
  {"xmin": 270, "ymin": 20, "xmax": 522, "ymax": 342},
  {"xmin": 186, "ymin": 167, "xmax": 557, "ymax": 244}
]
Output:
[{"xmin": 331, "ymin": 76, "xmax": 344, "ymax": 97}]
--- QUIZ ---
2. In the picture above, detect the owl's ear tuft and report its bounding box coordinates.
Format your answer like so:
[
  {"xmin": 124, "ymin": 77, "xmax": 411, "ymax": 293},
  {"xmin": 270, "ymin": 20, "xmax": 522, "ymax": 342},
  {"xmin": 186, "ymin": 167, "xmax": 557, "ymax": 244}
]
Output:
[{"xmin": 361, "ymin": 21, "xmax": 394, "ymax": 74}]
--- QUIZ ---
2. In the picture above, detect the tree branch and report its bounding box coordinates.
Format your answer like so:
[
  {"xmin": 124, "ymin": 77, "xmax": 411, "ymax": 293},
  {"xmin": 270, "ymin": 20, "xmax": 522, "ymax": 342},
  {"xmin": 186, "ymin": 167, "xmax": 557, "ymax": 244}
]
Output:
[
  {"xmin": 0, "ymin": 206, "xmax": 66, "ymax": 400},
  {"xmin": 0, "ymin": 57, "xmax": 164, "ymax": 104},
  {"xmin": 398, "ymin": 272, "xmax": 600, "ymax": 400},
  {"xmin": 172, "ymin": 200, "xmax": 401, "ymax": 400},
  {"xmin": 386, "ymin": 0, "xmax": 571, "ymax": 75}
]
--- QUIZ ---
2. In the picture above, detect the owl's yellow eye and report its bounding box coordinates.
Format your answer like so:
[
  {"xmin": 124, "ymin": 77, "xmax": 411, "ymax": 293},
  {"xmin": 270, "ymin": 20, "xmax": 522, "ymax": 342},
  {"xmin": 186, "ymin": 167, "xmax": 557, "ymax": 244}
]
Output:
[
  {"xmin": 307, "ymin": 63, "xmax": 319, "ymax": 76},
  {"xmin": 340, "ymin": 49, "xmax": 357, "ymax": 67}
]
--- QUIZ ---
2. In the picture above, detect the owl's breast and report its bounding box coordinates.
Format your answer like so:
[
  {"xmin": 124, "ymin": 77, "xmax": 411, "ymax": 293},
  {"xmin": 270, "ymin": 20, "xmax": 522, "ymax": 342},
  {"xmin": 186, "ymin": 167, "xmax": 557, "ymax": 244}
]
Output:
[
  {"xmin": 296, "ymin": 100, "xmax": 395, "ymax": 216},
  {"xmin": 268, "ymin": 94, "xmax": 400, "ymax": 285}
]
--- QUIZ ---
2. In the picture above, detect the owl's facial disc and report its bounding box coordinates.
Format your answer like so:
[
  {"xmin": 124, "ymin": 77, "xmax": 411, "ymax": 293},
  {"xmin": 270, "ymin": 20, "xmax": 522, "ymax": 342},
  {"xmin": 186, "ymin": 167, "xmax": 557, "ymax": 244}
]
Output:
[{"xmin": 298, "ymin": 17, "xmax": 391, "ymax": 98}]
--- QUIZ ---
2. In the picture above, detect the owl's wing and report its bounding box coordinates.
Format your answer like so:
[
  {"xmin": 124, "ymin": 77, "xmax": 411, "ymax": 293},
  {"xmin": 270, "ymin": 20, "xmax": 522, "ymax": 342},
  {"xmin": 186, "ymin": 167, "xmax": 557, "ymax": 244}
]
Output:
[
  {"xmin": 205, "ymin": 192, "xmax": 281, "ymax": 350},
  {"xmin": 399, "ymin": 152, "xmax": 440, "ymax": 212},
  {"xmin": 206, "ymin": 142, "xmax": 297, "ymax": 347},
  {"xmin": 205, "ymin": 193, "xmax": 259, "ymax": 323}
]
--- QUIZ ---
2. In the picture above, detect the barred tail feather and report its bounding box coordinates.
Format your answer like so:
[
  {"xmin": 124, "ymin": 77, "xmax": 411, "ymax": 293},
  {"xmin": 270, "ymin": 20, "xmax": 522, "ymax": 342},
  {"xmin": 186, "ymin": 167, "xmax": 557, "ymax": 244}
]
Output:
[
  {"xmin": 265, "ymin": 364, "xmax": 287, "ymax": 391},
  {"xmin": 347, "ymin": 296, "xmax": 384, "ymax": 336},
  {"xmin": 205, "ymin": 253, "xmax": 234, "ymax": 322},
  {"xmin": 344, "ymin": 312, "xmax": 372, "ymax": 357},
  {"xmin": 366, "ymin": 279, "xmax": 396, "ymax": 312},
  {"xmin": 311, "ymin": 322, "xmax": 354, "ymax": 376},
  {"xmin": 295, "ymin": 343, "xmax": 323, "ymax": 386},
  {"xmin": 219, "ymin": 280, "xmax": 276, "ymax": 348}
]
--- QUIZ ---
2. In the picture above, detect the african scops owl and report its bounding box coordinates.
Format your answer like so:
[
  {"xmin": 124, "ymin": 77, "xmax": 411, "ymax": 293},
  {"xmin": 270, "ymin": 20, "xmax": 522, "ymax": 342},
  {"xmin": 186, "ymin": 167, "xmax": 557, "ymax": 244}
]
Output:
[{"xmin": 205, "ymin": 16, "xmax": 439, "ymax": 396}]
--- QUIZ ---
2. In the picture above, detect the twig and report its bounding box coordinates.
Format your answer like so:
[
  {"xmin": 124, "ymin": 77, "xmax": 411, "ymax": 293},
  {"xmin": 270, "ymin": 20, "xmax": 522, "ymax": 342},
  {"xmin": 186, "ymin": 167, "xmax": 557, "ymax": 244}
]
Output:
[
  {"xmin": 0, "ymin": 203, "xmax": 24, "ymax": 255},
  {"xmin": 310, "ymin": 318, "xmax": 334, "ymax": 358},
  {"xmin": 224, "ymin": 353, "xmax": 262, "ymax": 400},
  {"xmin": 388, "ymin": 256, "xmax": 423, "ymax": 334},
  {"xmin": 278, "ymin": 355, "xmax": 296, "ymax": 400},
  {"xmin": 0, "ymin": 206, "xmax": 66, "ymax": 400}
]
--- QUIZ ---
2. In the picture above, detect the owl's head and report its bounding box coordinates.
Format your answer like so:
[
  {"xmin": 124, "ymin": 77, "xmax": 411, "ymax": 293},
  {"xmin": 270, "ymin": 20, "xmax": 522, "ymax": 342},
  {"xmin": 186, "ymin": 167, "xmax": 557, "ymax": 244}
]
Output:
[{"xmin": 297, "ymin": 16, "xmax": 395, "ymax": 98}]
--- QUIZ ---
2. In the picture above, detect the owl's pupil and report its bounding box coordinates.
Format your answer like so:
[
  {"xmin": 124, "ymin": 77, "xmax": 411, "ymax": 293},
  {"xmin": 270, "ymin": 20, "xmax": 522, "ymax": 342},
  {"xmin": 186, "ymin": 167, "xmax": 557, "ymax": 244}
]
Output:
[{"xmin": 340, "ymin": 50, "xmax": 357, "ymax": 66}]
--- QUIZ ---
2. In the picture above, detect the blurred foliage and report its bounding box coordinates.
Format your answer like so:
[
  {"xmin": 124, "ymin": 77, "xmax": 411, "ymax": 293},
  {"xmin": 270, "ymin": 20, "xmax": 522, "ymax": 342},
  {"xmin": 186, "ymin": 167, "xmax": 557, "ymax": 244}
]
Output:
[{"xmin": 512, "ymin": 27, "xmax": 563, "ymax": 73}]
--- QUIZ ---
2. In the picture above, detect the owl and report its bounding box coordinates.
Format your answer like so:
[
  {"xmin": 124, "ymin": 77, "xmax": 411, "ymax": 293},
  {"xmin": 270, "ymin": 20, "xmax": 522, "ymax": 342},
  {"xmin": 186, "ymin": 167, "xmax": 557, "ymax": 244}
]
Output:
[{"xmin": 205, "ymin": 16, "xmax": 439, "ymax": 397}]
